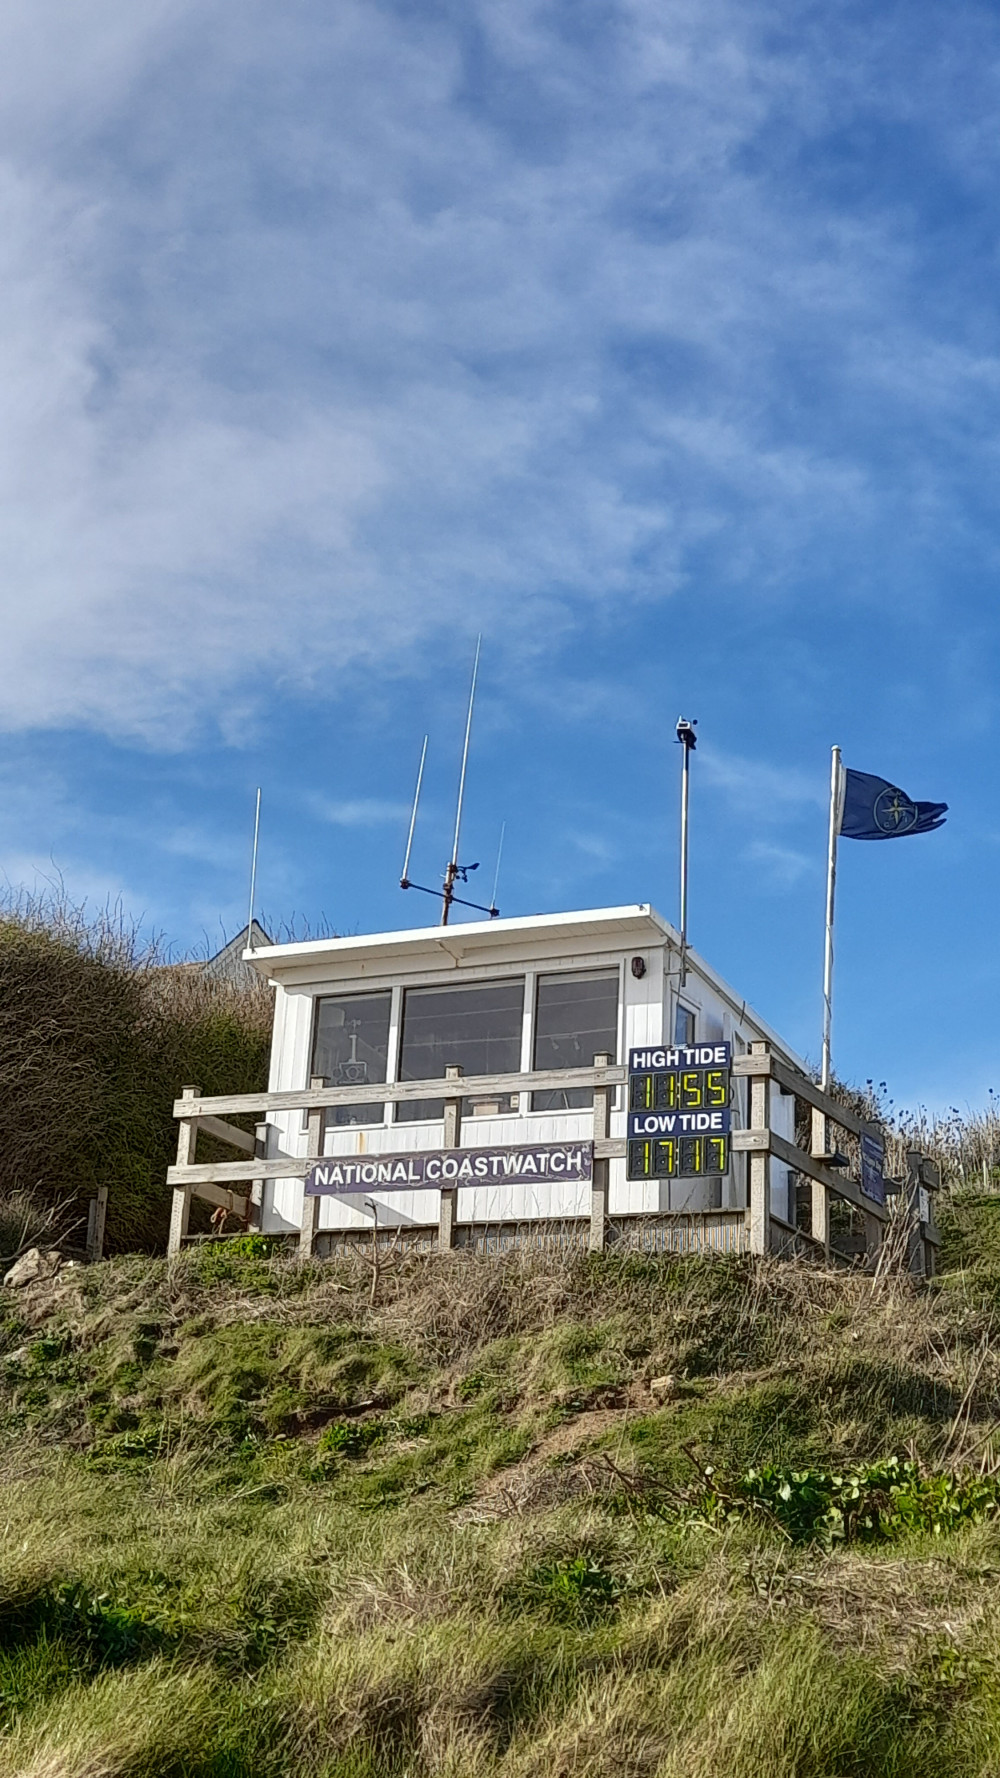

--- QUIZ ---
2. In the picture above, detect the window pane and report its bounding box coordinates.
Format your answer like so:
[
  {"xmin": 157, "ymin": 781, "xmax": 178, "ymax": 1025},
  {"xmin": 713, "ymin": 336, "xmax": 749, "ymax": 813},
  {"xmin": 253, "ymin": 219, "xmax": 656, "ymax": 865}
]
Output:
[
  {"xmin": 532, "ymin": 971, "xmax": 618, "ymax": 1111},
  {"xmin": 397, "ymin": 980, "xmax": 524, "ymax": 1122},
  {"xmin": 674, "ymin": 1004, "xmax": 696, "ymax": 1046},
  {"xmin": 311, "ymin": 991, "xmax": 391, "ymax": 1127}
]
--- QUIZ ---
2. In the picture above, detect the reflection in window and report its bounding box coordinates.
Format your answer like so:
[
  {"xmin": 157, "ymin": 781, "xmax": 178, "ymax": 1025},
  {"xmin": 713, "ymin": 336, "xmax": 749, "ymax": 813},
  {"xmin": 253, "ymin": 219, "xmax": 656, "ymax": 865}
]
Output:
[
  {"xmin": 397, "ymin": 980, "xmax": 524, "ymax": 1121},
  {"xmin": 311, "ymin": 991, "xmax": 391, "ymax": 1127},
  {"xmin": 532, "ymin": 971, "xmax": 619, "ymax": 1111},
  {"xmin": 674, "ymin": 1003, "xmax": 696, "ymax": 1047}
]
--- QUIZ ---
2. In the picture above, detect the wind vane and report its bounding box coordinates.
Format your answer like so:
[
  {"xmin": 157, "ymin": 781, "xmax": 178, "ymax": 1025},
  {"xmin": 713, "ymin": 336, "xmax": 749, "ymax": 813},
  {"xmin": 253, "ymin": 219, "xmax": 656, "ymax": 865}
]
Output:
[{"xmin": 399, "ymin": 636, "xmax": 502, "ymax": 925}]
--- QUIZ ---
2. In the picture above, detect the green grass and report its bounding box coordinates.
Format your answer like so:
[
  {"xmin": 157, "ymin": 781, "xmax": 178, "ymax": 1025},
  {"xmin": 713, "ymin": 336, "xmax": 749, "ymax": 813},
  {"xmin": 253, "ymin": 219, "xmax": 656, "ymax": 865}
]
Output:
[{"xmin": 5, "ymin": 1229, "xmax": 1000, "ymax": 1772}]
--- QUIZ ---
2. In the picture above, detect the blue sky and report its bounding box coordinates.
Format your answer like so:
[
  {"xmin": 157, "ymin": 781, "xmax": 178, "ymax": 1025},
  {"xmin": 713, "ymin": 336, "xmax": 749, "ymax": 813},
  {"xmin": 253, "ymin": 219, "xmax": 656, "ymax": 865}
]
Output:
[{"xmin": 1, "ymin": 0, "xmax": 996, "ymax": 1110}]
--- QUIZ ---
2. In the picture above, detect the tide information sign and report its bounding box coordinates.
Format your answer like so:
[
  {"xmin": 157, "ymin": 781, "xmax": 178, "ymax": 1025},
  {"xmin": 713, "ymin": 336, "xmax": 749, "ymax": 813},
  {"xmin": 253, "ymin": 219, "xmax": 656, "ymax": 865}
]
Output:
[{"xmin": 626, "ymin": 1042, "xmax": 731, "ymax": 1181}]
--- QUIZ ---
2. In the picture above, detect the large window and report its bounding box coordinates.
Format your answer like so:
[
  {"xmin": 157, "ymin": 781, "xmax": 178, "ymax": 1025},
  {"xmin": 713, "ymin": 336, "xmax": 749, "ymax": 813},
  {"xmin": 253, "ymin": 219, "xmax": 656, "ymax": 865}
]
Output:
[
  {"xmin": 532, "ymin": 970, "xmax": 619, "ymax": 1111},
  {"xmin": 397, "ymin": 979, "xmax": 524, "ymax": 1121},
  {"xmin": 311, "ymin": 990, "xmax": 391, "ymax": 1127}
]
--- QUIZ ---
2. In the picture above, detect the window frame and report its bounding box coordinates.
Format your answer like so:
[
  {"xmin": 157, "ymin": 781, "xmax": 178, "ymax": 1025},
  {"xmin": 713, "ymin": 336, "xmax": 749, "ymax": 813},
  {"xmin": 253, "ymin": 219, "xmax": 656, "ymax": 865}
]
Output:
[
  {"xmin": 395, "ymin": 974, "xmax": 527, "ymax": 1123},
  {"xmin": 309, "ymin": 986, "xmax": 394, "ymax": 1133},
  {"xmin": 530, "ymin": 964, "xmax": 622, "ymax": 1113}
]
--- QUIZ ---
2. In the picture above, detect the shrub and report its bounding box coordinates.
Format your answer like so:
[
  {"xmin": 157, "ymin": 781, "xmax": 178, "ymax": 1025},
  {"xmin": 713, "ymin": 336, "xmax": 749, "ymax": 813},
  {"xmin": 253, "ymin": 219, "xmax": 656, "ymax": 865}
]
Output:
[
  {"xmin": 693, "ymin": 1456, "xmax": 1000, "ymax": 1545},
  {"xmin": 0, "ymin": 894, "xmax": 271, "ymax": 1254}
]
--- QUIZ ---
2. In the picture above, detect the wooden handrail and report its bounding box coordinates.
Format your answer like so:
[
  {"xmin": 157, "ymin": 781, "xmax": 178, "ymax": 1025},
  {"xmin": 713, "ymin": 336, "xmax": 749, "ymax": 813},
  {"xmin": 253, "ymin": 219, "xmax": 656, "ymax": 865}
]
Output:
[
  {"xmin": 733, "ymin": 1051, "xmax": 869, "ymax": 1138},
  {"xmin": 172, "ymin": 1062, "xmax": 627, "ymax": 1121}
]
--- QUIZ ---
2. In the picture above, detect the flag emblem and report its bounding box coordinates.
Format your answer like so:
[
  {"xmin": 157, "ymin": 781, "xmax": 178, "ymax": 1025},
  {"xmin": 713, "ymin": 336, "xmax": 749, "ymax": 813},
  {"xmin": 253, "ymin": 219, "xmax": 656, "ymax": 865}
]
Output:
[{"xmin": 873, "ymin": 787, "xmax": 919, "ymax": 834}]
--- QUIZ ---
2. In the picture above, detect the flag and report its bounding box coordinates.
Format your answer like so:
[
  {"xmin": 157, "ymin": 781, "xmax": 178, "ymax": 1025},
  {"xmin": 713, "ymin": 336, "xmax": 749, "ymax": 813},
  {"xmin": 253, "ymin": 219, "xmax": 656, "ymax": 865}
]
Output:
[{"xmin": 838, "ymin": 767, "xmax": 947, "ymax": 841}]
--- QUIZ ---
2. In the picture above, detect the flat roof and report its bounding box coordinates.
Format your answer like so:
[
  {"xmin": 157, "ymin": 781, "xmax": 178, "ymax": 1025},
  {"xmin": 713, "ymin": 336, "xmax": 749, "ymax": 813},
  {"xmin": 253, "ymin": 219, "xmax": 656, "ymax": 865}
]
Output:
[
  {"xmin": 244, "ymin": 904, "xmax": 674, "ymax": 970},
  {"xmin": 245, "ymin": 903, "xmax": 809, "ymax": 1074}
]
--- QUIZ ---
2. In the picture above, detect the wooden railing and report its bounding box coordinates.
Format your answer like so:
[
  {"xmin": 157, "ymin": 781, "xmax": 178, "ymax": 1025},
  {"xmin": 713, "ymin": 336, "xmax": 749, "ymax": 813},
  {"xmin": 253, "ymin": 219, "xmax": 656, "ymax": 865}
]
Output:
[
  {"xmin": 166, "ymin": 1042, "xmax": 939, "ymax": 1274},
  {"xmin": 731, "ymin": 1042, "xmax": 939, "ymax": 1274}
]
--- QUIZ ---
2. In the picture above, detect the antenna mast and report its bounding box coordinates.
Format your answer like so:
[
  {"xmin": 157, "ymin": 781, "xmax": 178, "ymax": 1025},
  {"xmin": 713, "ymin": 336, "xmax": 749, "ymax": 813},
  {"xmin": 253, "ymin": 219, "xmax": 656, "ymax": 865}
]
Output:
[
  {"xmin": 400, "ymin": 736, "xmax": 428, "ymax": 891},
  {"xmin": 675, "ymin": 718, "xmax": 697, "ymax": 984},
  {"xmin": 397, "ymin": 636, "xmax": 500, "ymax": 922},
  {"xmin": 442, "ymin": 634, "xmax": 481, "ymax": 925},
  {"xmin": 489, "ymin": 821, "xmax": 505, "ymax": 916},
  {"xmin": 246, "ymin": 787, "xmax": 262, "ymax": 952}
]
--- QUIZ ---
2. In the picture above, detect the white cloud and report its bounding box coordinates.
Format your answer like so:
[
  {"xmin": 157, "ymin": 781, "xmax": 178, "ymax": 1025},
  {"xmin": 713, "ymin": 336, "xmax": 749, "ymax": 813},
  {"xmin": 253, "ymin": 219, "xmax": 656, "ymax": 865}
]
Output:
[
  {"xmin": 0, "ymin": 0, "xmax": 997, "ymax": 740},
  {"xmin": 744, "ymin": 839, "xmax": 816, "ymax": 888},
  {"xmin": 308, "ymin": 796, "xmax": 410, "ymax": 828},
  {"xmin": 698, "ymin": 746, "xmax": 826, "ymax": 818}
]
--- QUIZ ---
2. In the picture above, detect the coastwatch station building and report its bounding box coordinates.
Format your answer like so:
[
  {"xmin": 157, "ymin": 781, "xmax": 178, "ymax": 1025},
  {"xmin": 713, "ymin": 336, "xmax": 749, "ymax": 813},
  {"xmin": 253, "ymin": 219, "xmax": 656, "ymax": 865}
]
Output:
[{"xmin": 244, "ymin": 905, "xmax": 802, "ymax": 1246}]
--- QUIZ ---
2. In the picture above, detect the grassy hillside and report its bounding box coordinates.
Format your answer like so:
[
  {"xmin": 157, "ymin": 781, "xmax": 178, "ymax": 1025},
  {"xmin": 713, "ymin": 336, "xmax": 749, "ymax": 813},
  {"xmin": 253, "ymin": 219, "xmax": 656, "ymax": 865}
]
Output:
[{"xmin": 3, "ymin": 1208, "xmax": 1000, "ymax": 1776}]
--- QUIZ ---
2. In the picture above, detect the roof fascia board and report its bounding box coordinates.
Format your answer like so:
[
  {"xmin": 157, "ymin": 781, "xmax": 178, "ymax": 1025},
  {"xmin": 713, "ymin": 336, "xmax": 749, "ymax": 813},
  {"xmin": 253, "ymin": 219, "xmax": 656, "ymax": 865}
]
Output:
[{"xmin": 245, "ymin": 905, "xmax": 674, "ymax": 975}]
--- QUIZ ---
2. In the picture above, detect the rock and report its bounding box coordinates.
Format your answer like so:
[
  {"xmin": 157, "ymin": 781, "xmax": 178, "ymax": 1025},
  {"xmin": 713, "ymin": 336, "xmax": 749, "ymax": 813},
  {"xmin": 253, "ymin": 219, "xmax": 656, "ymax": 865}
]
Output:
[
  {"xmin": 649, "ymin": 1374, "xmax": 678, "ymax": 1401},
  {"xmin": 3, "ymin": 1248, "xmax": 61, "ymax": 1289}
]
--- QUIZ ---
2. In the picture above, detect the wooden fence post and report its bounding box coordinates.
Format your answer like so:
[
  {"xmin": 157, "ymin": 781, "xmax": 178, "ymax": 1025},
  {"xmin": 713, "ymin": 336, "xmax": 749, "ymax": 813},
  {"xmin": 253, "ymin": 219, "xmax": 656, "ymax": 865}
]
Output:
[
  {"xmin": 86, "ymin": 1187, "xmax": 108, "ymax": 1264},
  {"xmin": 904, "ymin": 1150, "xmax": 925, "ymax": 1275},
  {"xmin": 299, "ymin": 1077, "xmax": 325, "ymax": 1260},
  {"xmin": 167, "ymin": 1086, "xmax": 199, "ymax": 1257},
  {"xmin": 590, "ymin": 1052, "xmax": 611, "ymax": 1252},
  {"xmin": 748, "ymin": 1043, "xmax": 771, "ymax": 1255},
  {"xmin": 250, "ymin": 1121, "xmax": 272, "ymax": 1230},
  {"xmin": 810, "ymin": 1106, "xmax": 831, "ymax": 1258},
  {"xmin": 439, "ymin": 1066, "xmax": 463, "ymax": 1250},
  {"xmin": 860, "ymin": 1119, "xmax": 883, "ymax": 1267}
]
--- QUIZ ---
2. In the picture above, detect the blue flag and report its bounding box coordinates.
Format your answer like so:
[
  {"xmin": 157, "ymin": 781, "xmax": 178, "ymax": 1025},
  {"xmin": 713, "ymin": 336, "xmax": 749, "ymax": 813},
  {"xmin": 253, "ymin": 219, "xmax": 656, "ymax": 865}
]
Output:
[{"xmin": 839, "ymin": 768, "xmax": 947, "ymax": 841}]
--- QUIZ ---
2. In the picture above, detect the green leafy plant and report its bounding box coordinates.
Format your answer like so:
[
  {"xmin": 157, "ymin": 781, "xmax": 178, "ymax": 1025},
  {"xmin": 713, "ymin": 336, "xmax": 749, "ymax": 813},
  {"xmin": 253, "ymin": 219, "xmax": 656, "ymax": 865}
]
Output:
[
  {"xmin": 507, "ymin": 1553, "xmax": 621, "ymax": 1625},
  {"xmin": 693, "ymin": 1457, "xmax": 1000, "ymax": 1545},
  {"xmin": 318, "ymin": 1419, "xmax": 386, "ymax": 1459}
]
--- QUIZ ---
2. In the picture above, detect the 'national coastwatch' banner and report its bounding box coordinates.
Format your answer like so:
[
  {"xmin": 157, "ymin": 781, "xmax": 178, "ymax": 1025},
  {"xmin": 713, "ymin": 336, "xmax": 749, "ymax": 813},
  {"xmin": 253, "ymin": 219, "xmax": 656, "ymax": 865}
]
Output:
[{"xmin": 306, "ymin": 1140, "xmax": 594, "ymax": 1195}]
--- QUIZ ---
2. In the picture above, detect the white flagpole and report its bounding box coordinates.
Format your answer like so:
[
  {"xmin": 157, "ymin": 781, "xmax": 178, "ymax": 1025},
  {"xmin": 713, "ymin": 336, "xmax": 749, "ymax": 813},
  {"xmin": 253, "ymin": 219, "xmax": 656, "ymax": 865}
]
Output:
[{"xmin": 821, "ymin": 745, "xmax": 842, "ymax": 1091}]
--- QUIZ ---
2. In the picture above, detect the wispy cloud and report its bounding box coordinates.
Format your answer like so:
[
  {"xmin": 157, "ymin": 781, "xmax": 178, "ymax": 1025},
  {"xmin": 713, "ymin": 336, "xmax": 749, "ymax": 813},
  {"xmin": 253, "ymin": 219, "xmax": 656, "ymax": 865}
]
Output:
[
  {"xmin": 568, "ymin": 830, "xmax": 619, "ymax": 866},
  {"xmin": 1, "ymin": 1, "xmax": 998, "ymax": 740},
  {"xmin": 698, "ymin": 747, "xmax": 826, "ymax": 820},
  {"xmin": 308, "ymin": 796, "xmax": 410, "ymax": 829},
  {"xmin": 744, "ymin": 839, "xmax": 817, "ymax": 889}
]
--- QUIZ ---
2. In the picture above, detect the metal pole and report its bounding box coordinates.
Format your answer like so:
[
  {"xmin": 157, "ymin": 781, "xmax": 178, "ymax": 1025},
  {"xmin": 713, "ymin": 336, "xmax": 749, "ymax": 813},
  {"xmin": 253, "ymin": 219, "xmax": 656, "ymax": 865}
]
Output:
[
  {"xmin": 676, "ymin": 718, "xmax": 697, "ymax": 985},
  {"xmin": 443, "ymin": 635, "xmax": 481, "ymax": 927},
  {"xmin": 680, "ymin": 745, "xmax": 690, "ymax": 965},
  {"xmin": 441, "ymin": 861, "xmax": 457, "ymax": 926},
  {"xmin": 400, "ymin": 736, "xmax": 427, "ymax": 888},
  {"xmin": 246, "ymin": 787, "xmax": 261, "ymax": 951},
  {"xmin": 821, "ymin": 745, "xmax": 842, "ymax": 1091}
]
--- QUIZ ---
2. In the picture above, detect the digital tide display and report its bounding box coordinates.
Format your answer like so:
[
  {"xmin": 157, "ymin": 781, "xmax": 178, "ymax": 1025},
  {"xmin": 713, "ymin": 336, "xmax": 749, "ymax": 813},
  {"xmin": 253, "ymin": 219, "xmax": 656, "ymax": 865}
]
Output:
[{"xmin": 626, "ymin": 1042, "xmax": 731, "ymax": 1181}]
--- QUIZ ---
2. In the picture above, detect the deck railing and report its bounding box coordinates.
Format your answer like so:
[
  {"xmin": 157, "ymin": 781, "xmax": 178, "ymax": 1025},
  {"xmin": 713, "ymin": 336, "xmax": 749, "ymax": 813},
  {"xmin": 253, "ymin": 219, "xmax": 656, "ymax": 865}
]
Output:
[{"xmin": 166, "ymin": 1041, "xmax": 940, "ymax": 1274}]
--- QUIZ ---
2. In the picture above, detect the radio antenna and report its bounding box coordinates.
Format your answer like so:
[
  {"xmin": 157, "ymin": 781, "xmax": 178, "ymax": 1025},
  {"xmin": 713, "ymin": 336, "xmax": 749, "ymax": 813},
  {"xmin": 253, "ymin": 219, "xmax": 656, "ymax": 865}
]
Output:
[
  {"xmin": 489, "ymin": 820, "xmax": 505, "ymax": 917},
  {"xmin": 399, "ymin": 735, "xmax": 427, "ymax": 890},
  {"xmin": 442, "ymin": 634, "xmax": 481, "ymax": 925},
  {"xmin": 398, "ymin": 635, "xmax": 500, "ymax": 924},
  {"xmin": 246, "ymin": 787, "xmax": 262, "ymax": 952}
]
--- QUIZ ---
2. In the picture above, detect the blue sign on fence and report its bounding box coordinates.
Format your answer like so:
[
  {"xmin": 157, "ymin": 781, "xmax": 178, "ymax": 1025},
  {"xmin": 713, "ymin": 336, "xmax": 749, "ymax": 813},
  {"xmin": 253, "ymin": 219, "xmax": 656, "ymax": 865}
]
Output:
[{"xmin": 860, "ymin": 1132, "xmax": 886, "ymax": 1205}]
